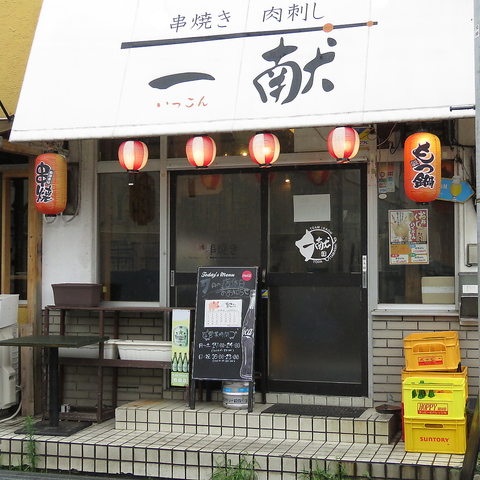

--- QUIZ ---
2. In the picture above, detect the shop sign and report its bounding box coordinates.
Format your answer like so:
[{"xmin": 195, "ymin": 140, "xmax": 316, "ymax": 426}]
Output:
[
  {"xmin": 191, "ymin": 267, "xmax": 258, "ymax": 382},
  {"xmin": 295, "ymin": 226, "xmax": 337, "ymax": 263},
  {"xmin": 437, "ymin": 178, "xmax": 474, "ymax": 203},
  {"xmin": 171, "ymin": 310, "xmax": 191, "ymax": 387},
  {"xmin": 388, "ymin": 209, "xmax": 429, "ymax": 265},
  {"xmin": 11, "ymin": 0, "xmax": 474, "ymax": 142}
]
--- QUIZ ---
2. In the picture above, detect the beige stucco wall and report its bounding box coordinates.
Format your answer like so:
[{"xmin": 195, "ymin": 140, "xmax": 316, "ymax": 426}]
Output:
[{"xmin": 0, "ymin": 0, "xmax": 43, "ymax": 116}]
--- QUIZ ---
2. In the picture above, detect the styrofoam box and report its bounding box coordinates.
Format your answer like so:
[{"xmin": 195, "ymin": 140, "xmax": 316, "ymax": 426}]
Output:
[
  {"xmin": 59, "ymin": 340, "xmax": 117, "ymax": 359},
  {"xmin": 111, "ymin": 340, "xmax": 172, "ymax": 361}
]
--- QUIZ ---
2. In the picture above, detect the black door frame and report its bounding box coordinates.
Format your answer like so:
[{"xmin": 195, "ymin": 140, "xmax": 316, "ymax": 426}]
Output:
[
  {"xmin": 170, "ymin": 163, "xmax": 368, "ymax": 396},
  {"xmin": 262, "ymin": 163, "xmax": 368, "ymax": 396}
]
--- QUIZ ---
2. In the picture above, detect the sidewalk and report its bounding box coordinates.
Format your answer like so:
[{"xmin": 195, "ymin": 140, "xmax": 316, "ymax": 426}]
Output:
[{"xmin": 0, "ymin": 471, "xmax": 154, "ymax": 480}]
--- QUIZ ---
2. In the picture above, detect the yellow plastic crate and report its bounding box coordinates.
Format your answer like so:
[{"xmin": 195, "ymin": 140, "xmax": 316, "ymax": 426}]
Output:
[
  {"xmin": 403, "ymin": 416, "xmax": 466, "ymax": 454},
  {"xmin": 403, "ymin": 331, "xmax": 460, "ymax": 372},
  {"xmin": 401, "ymin": 366, "xmax": 468, "ymax": 399},
  {"xmin": 402, "ymin": 377, "xmax": 466, "ymax": 420}
]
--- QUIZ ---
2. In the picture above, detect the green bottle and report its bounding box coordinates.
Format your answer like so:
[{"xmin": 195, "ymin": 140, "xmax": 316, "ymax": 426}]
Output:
[
  {"xmin": 182, "ymin": 353, "xmax": 189, "ymax": 373},
  {"xmin": 172, "ymin": 352, "xmax": 178, "ymax": 372},
  {"xmin": 177, "ymin": 353, "xmax": 183, "ymax": 372}
]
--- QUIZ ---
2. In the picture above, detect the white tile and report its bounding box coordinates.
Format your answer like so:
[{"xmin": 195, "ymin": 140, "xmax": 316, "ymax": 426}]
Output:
[
  {"xmin": 159, "ymin": 463, "xmax": 173, "ymax": 478},
  {"xmin": 120, "ymin": 461, "xmax": 133, "ymax": 474},
  {"xmin": 107, "ymin": 460, "xmax": 121, "ymax": 474},
  {"xmin": 95, "ymin": 459, "xmax": 108, "ymax": 473},
  {"xmin": 146, "ymin": 462, "xmax": 160, "ymax": 477},
  {"xmin": 83, "ymin": 458, "xmax": 95, "ymax": 472},
  {"xmin": 70, "ymin": 456, "xmax": 82, "ymax": 471},
  {"xmin": 186, "ymin": 465, "xmax": 199, "ymax": 480},
  {"xmin": 173, "ymin": 464, "xmax": 186, "ymax": 478}
]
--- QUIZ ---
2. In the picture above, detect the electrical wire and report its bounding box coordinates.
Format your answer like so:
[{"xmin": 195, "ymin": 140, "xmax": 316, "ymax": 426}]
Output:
[{"xmin": 0, "ymin": 389, "xmax": 22, "ymax": 423}]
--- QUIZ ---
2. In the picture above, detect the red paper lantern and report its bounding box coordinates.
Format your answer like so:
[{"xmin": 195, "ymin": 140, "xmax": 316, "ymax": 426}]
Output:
[
  {"xmin": 186, "ymin": 136, "xmax": 216, "ymax": 167},
  {"xmin": 34, "ymin": 153, "xmax": 67, "ymax": 215},
  {"xmin": 307, "ymin": 170, "xmax": 330, "ymax": 185},
  {"xmin": 118, "ymin": 141, "xmax": 149, "ymax": 172},
  {"xmin": 404, "ymin": 132, "xmax": 441, "ymax": 203},
  {"xmin": 255, "ymin": 172, "xmax": 276, "ymax": 184},
  {"xmin": 201, "ymin": 174, "xmax": 222, "ymax": 189},
  {"xmin": 249, "ymin": 133, "xmax": 280, "ymax": 166},
  {"xmin": 327, "ymin": 127, "xmax": 360, "ymax": 163}
]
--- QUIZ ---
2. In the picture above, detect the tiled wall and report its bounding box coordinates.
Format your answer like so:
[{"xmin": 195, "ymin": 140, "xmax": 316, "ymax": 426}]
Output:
[
  {"xmin": 372, "ymin": 315, "xmax": 479, "ymax": 404},
  {"xmin": 46, "ymin": 310, "xmax": 478, "ymax": 407},
  {"xmin": 47, "ymin": 310, "xmax": 167, "ymax": 408}
]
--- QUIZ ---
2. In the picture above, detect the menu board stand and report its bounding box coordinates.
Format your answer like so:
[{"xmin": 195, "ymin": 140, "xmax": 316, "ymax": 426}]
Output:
[{"xmin": 189, "ymin": 267, "xmax": 258, "ymax": 412}]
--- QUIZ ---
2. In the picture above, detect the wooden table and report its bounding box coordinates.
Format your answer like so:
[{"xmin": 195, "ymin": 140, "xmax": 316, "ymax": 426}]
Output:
[{"xmin": 0, "ymin": 334, "xmax": 108, "ymax": 436}]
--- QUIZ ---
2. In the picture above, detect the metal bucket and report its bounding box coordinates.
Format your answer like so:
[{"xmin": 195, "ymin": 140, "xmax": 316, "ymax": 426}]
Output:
[{"xmin": 222, "ymin": 381, "xmax": 253, "ymax": 409}]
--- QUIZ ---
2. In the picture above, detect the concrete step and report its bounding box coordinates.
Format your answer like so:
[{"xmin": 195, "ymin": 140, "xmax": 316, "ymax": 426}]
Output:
[
  {"xmin": 0, "ymin": 414, "xmax": 464, "ymax": 480},
  {"xmin": 115, "ymin": 398, "xmax": 397, "ymax": 445}
]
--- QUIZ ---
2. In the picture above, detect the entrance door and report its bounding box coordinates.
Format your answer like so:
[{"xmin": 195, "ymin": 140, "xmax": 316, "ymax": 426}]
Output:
[
  {"xmin": 171, "ymin": 164, "xmax": 367, "ymax": 396},
  {"xmin": 265, "ymin": 165, "xmax": 367, "ymax": 395}
]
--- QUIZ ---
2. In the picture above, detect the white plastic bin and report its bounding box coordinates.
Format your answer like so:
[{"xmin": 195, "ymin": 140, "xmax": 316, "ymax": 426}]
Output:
[{"xmin": 110, "ymin": 340, "xmax": 172, "ymax": 361}]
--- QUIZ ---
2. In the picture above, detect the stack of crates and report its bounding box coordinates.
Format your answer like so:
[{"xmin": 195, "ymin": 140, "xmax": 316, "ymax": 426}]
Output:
[{"xmin": 402, "ymin": 331, "xmax": 468, "ymax": 454}]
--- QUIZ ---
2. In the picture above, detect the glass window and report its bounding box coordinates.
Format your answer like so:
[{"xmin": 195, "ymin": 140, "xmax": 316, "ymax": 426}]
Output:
[
  {"xmin": 173, "ymin": 172, "xmax": 261, "ymax": 272},
  {"xmin": 172, "ymin": 171, "xmax": 261, "ymax": 307},
  {"xmin": 99, "ymin": 172, "xmax": 160, "ymax": 301},
  {"xmin": 269, "ymin": 168, "xmax": 363, "ymax": 274},
  {"xmin": 377, "ymin": 161, "xmax": 454, "ymax": 304},
  {"xmin": 10, "ymin": 177, "xmax": 28, "ymax": 300}
]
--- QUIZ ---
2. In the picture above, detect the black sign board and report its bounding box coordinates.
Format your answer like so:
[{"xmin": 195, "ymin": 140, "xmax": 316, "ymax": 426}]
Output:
[{"xmin": 191, "ymin": 266, "xmax": 258, "ymax": 382}]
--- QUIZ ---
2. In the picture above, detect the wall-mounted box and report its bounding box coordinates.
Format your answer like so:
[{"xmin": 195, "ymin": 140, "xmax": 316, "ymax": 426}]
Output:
[
  {"xmin": 466, "ymin": 244, "xmax": 478, "ymax": 267},
  {"xmin": 459, "ymin": 273, "xmax": 478, "ymax": 322}
]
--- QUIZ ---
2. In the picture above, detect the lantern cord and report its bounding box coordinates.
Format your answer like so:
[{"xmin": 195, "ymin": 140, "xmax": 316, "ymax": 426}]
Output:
[
  {"xmin": 43, "ymin": 215, "xmax": 57, "ymax": 224},
  {"xmin": 376, "ymin": 123, "xmax": 397, "ymax": 148},
  {"xmin": 61, "ymin": 208, "xmax": 79, "ymax": 223},
  {"xmin": 61, "ymin": 165, "xmax": 81, "ymax": 223}
]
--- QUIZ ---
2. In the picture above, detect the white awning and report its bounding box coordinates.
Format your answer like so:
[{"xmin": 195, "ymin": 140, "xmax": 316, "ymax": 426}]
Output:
[{"xmin": 11, "ymin": 0, "xmax": 475, "ymax": 142}]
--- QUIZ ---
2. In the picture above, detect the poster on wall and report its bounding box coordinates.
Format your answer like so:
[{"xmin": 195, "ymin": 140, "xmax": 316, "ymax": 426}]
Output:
[
  {"xmin": 378, "ymin": 162, "xmax": 395, "ymax": 197},
  {"xmin": 388, "ymin": 209, "xmax": 429, "ymax": 265},
  {"xmin": 191, "ymin": 267, "xmax": 258, "ymax": 382},
  {"xmin": 170, "ymin": 309, "xmax": 191, "ymax": 387}
]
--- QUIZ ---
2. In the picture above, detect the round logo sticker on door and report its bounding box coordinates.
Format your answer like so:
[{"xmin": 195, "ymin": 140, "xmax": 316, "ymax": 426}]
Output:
[{"xmin": 295, "ymin": 226, "xmax": 338, "ymax": 263}]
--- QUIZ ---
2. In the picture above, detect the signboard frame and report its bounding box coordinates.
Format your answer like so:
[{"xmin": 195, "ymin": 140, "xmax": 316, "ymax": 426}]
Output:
[{"xmin": 189, "ymin": 266, "xmax": 258, "ymax": 411}]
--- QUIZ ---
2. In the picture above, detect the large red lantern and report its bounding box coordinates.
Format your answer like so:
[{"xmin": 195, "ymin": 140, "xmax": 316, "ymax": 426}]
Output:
[
  {"xmin": 34, "ymin": 153, "xmax": 67, "ymax": 215},
  {"xmin": 118, "ymin": 140, "xmax": 149, "ymax": 172},
  {"xmin": 404, "ymin": 132, "xmax": 441, "ymax": 203},
  {"xmin": 249, "ymin": 133, "xmax": 280, "ymax": 166},
  {"xmin": 186, "ymin": 136, "xmax": 216, "ymax": 167},
  {"xmin": 327, "ymin": 127, "xmax": 360, "ymax": 163}
]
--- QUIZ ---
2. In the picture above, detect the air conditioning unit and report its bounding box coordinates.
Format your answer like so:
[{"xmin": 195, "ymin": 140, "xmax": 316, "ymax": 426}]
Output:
[{"xmin": 0, "ymin": 295, "xmax": 19, "ymax": 410}]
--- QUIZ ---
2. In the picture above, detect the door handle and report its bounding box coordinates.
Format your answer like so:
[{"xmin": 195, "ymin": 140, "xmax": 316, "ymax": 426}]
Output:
[
  {"xmin": 170, "ymin": 270, "xmax": 175, "ymax": 287},
  {"xmin": 362, "ymin": 255, "xmax": 367, "ymax": 289}
]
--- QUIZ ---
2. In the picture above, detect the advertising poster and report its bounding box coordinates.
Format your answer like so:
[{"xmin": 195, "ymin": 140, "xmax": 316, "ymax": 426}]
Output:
[
  {"xmin": 191, "ymin": 267, "xmax": 258, "ymax": 382},
  {"xmin": 171, "ymin": 309, "xmax": 191, "ymax": 387},
  {"xmin": 389, "ymin": 209, "xmax": 429, "ymax": 265}
]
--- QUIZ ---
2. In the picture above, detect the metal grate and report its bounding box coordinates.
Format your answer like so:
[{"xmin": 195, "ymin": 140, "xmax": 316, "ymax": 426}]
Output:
[{"xmin": 262, "ymin": 403, "xmax": 368, "ymax": 418}]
